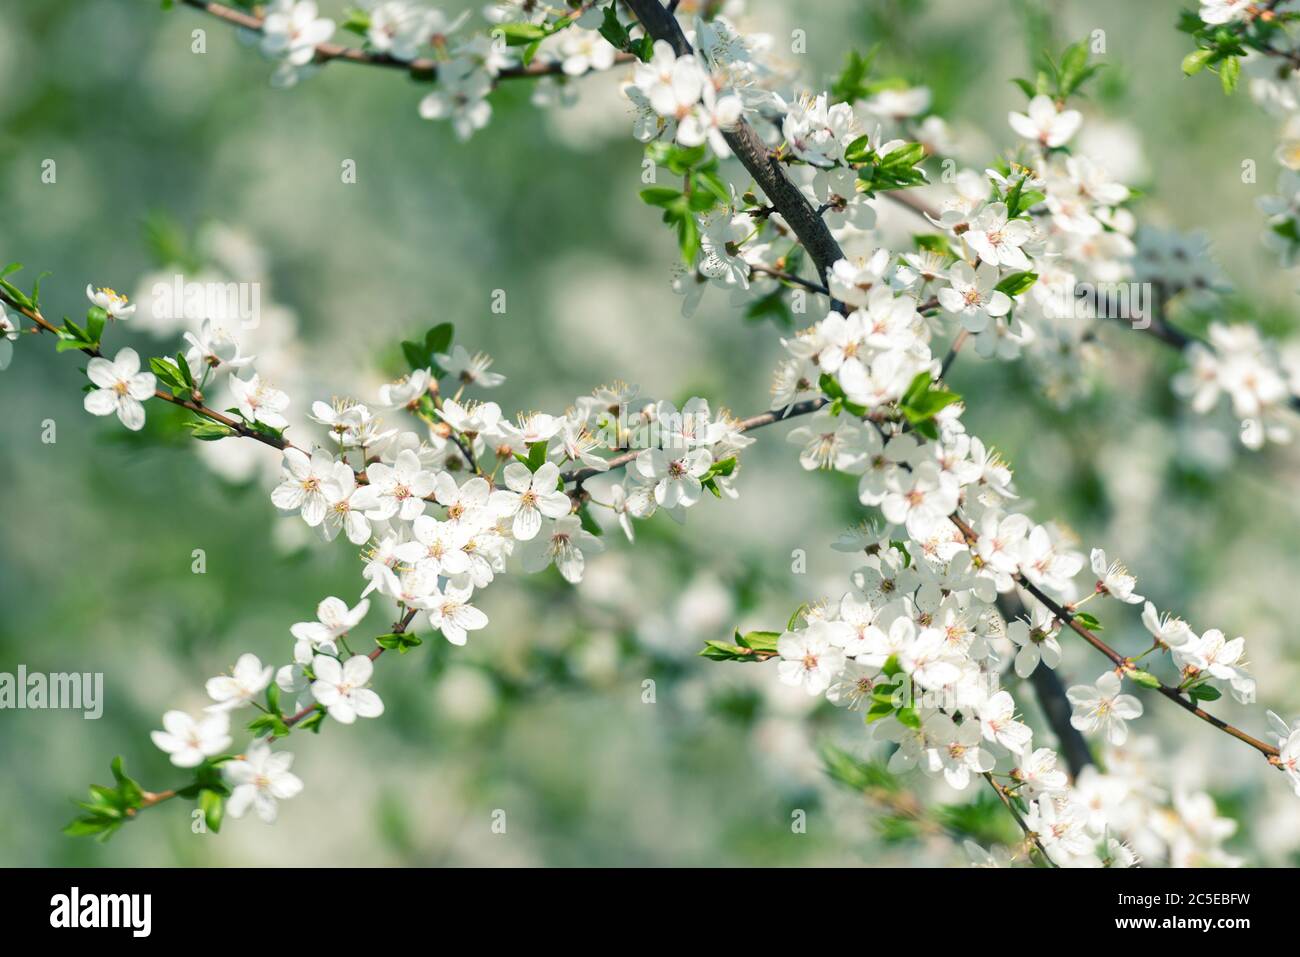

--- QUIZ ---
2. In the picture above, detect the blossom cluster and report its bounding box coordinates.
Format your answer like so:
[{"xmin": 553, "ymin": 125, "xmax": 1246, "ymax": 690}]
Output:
[
  {"xmin": 34, "ymin": 0, "xmax": 1299, "ymax": 860},
  {"xmin": 70, "ymin": 259, "xmax": 772, "ymax": 824},
  {"xmin": 761, "ymin": 261, "xmax": 1255, "ymax": 863}
]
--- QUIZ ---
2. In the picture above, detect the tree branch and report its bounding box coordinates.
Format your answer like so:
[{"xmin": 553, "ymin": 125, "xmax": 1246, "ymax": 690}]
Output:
[
  {"xmin": 0, "ymin": 289, "xmax": 292, "ymax": 452},
  {"xmin": 623, "ymin": 0, "xmax": 845, "ymax": 285},
  {"xmin": 179, "ymin": 0, "xmax": 635, "ymax": 82}
]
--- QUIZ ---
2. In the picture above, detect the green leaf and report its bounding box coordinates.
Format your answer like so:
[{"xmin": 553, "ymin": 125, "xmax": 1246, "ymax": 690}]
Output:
[
  {"xmin": 297, "ymin": 708, "xmax": 327, "ymax": 734},
  {"xmin": 198, "ymin": 789, "xmax": 224, "ymax": 833},
  {"xmin": 492, "ymin": 22, "xmax": 549, "ymax": 45},
  {"xmin": 426, "ymin": 322, "xmax": 453, "ymax": 356},
  {"xmin": 865, "ymin": 698, "xmax": 896, "ymax": 723},
  {"xmin": 734, "ymin": 629, "xmax": 780, "ymax": 653},
  {"xmin": 1011, "ymin": 77, "xmax": 1037, "ymax": 98},
  {"xmin": 913, "ymin": 234, "xmax": 955, "ymax": 258},
  {"xmin": 1220, "ymin": 55, "xmax": 1240, "ymax": 95},
  {"xmin": 1072, "ymin": 610, "xmax": 1103, "ymax": 631},
  {"xmin": 1127, "ymin": 668, "xmax": 1161, "ymax": 690},
  {"xmin": 693, "ymin": 168, "xmax": 731, "ymax": 205},
  {"xmin": 63, "ymin": 817, "xmax": 116, "ymax": 838},
  {"xmin": 247, "ymin": 713, "xmax": 290, "ymax": 737},
  {"xmin": 879, "ymin": 142, "xmax": 925, "ymax": 172},
  {"xmin": 1188, "ymin": 683, "xmax": 1222, "ymax": 702},
  {"xmin": 401, "ymin": 340, "xmax": 428, "ymax": 371},
  {"xmin": 819, "ymin": 372, "xmax": 847, "ymax": 401},
  {"xmin": 175, "ymin": 351, "xmax": 195, "ymax": 387},
  {"xmin": 699, "ymin": 640, "xmax": 755, "ymax": 662},
  {"xmin": 597, "ymin": 4, "xmax": 629, "ymax": 50},
  {"xmin": 900, "ymin": 371, "xmax": 931, "ymax": 408},
  {"xmin": 676, "ymin": 214, "xmax": 700, "ymax": 264},
  {"xmin": 86, "ymin": 307, "xmax": 107, "ymax": 345},
  {"xmin": 1057, "ymin": 40, "xmax": 1090, "ymax": 95},
  {"xmin": 150, "ymin": 356, "xmax": 190, "ymax": 392},
  {"xmin": 786, "ymin": 603, "xmax": 808, "ymax": 631},
  {"xmin": 899, "ymin": 372, "xmax": 960, "ymax": 427},
  {"xmin": 527, "ymin": 440, "xmax": 549, "ymax": 472},
  {"xmin": 706, "ymin": 456, "xmax": 737, "ymax": 479},
  {"xmin": 896, "ymin": 706, "xmax": 921, "ymax": 729},
  {"xmin": 341, "ymin": 8, "xmax": 372, "ymax": 35},
  {"xmin": 843, "ymin": 133, "xmax": 873, "ymax": 165},
  {"xmin": 375, "ymin": 632, "xmax": 423, "ymax": 653},
  {"xmin": 994, "ymin": 271, "xmax": 1038, "ymax": 297},
  {"xmin": 109, "ymin": 756, "xmax": 144, "ymax": 808},
  {"xmin": 576, "ymin": 502, "xmax": 603, "ymax": 537},
  {"xmin": 820, "ymin": 743, "xmax": 898, "ymax": 793},
  {"xmin": 1182, "ymin": 48, "xmax": 1215, "ymax": 76},
  {"xmin": 185, "ymin": 420, "xmax": 236, "ymax": 441}
]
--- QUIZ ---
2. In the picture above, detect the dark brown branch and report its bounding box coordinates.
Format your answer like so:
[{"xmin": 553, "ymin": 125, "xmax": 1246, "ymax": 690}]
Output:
[
  {"xmin": 623, "ymin": 0, "xmax": 845, "ymax": 285},
  {"xmin": 180, "ymin": 0, "xmax": 634, "ymax": 82},
  {"xmin": 948, "ymin": 513, "xmax": 1281, "ymax": 761}
]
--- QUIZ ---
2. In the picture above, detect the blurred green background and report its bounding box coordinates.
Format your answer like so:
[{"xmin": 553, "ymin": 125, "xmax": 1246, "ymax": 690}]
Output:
[{"xmin": 2, "ymin": 0, "xmax": 1299, "ymax": 866}]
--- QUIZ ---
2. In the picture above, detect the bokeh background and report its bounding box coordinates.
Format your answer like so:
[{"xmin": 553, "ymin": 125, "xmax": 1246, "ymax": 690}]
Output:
[{"xmin": 2, "ymin": 0, "xmax": 1299, "ymax": 866}]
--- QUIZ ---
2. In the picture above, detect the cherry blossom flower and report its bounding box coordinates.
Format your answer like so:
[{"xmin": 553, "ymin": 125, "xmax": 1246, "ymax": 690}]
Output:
[
  {"xmin": 1090, "ymin": 548, "xmax": 1143, "ymax": 604},
  {"xmin": 151, "ymin": 710, "xmax": 232, "ymax": 768},
  {"xmin": 418, "ymin": 61, "xmax": 493, "ymax": 140},
  {"xmin": 0, "ymin": 304, "xmax": 17, "ymax": 371},
  {"xmin": 1026, "ymin": 796, "xmax": 1097, "ymax": 866},
  {"xmin": 271, "ymin": 447, "xmax": 335, "ymax": 527},
  {"xmin": 290, "ymin": 596, "xmax": 370, "ymax": 658},
  {"xmin": 364, "ymin": 448, "xmax": 437, "ymax": 522},
  {"xmin": 938, "ymin": 261, "xmax": 1011, "ymax": 332},
  {"xmin": 376, "ymin": 369, "xmax": 431, "ymax": 410},
  {"xmin": 881, "ymin": 462, "xmax": 960, "ymax": 539},
  {"xmin": 825, "ymin": 660, "xmax": 878, "ymax": 710},
  {"xmin": 519, "ymin": 515, "xmax": 603, "ymax": 583},
  {"xmin": 425, "ymin": 581, "xmax": 489, "ymax": 645},
  {"xmin": 1009, "ymin": 94, "xmax": 1083, "ymax": 148},
  {"xmin": 183, "ymin": 319, "xmax": 254, "ymax": 377},
  {"xmin": 679, "ymin": 83, "xmax": 743, "ymax": 156},
  {"xmin": 1007, "ymin": 608, "xmax": 1062, "ymax": 678},
  {"xmin": 558, "ymin": 28, "xmax": 617, "ymax": 77},
  {"xmin": 786, "ymin": 409, "xmax": 875, "ymax": 471},
  {"xmin": 320, "ymin": 463, "xmax": 381, "ymax": 545},
  {"xmin": 920, "ymin": 714, "xmax": 994, "ymax": 789},
  {"xmin": 311, "ymin": 654, "xmax": 384, "ymax": 724},
  {"xmin": 229, "ymin": 372, "xmax": 290, "ymax": 428},
  {"xmin": 436, "ymin": 345, "xmax": 506, "ymax": 388},
  {"xmin": 224, "ymin": 741, "xmax": 304, "ymax": 824},
  {"xmin": 489, "ymin": 462, "xmax": 571, "ymax": 540},
  {"xmin": 1141, "ymin": 601, "xmax": 1194, "ymax": 650},
  {"xmin": 634, "ymin": 447, "xmax": 713, "ymax": 508},
  {"xmin": 205, "ymin": 653, "xmax": 274, "ymax": 712},
  {"xmin": 637, "ymin": 40, "xmax": 706, "ymax": 128},
  {"xmin": 1198, "ymin": 0, "xmax": 1254, "ymax": 25},
  {"xmin": 1012, "ymin": 747, "xmax": 1069, "ymax": 796},
  {"xmin": 395, "ymin": 514, "xmax": 473, "ymax": 578},
  {"xmin": 83, "ymin": 348, "xmax": 156, "ymax": 432},
  {"xmin": 776, "ymin": 622, "xmax": 847, "ymax": 695},
  {"xmin": 260, "ymin": 0, "xmax": 335, "ymax": 72},
  {"xmin": 964, "ymin": 202, "xmax": 1033, "ymax": 270},
  {"xmin": 86, "ymin": 284, "xmax": 136, "ymax": 320},
  {"xmin": 1068, "ymin": 672, "xmax": 1143, "ymax": 745},
  {"xmin": 976, "ymin": 689, "xmax": 1033, "ymax": 754},
  {"xmin": 782, "ymin": 92, "xmax": 857, "ymax": 167}
]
